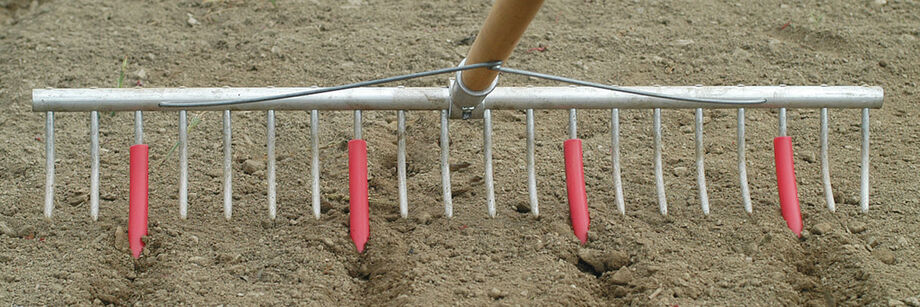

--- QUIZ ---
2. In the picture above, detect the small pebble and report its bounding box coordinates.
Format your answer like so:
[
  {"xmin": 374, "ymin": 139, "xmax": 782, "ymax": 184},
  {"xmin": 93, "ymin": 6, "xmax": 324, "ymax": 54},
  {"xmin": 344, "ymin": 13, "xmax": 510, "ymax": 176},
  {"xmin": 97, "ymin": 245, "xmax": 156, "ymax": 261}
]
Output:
[
  {"xmin": 672, "ymin": 166, "xmax": 690, "ymax": 177},
  {"xmin": 802, "ymin": 152, "xmax": 816, "ymax": 163},
  {"xmin": 322, "ymin": 238, "xmax": 335, "ymax": 249},
  {"xmin": 903, "ymin": 296, "xmax": 920, "ymax": 307},
  {"xmin": 867, "ymin": 236, "xmax": 881, "ymax": 248},
  {"xmin": 898, "ymin": 236, "xmax": 910, "ymax": 248},
  {"xmin": 189, "ymin": 256, "xmax": 211, "ymax": 266},
  {"xmin": 131, "ymin": 68, "xmax": 148, "ymax": 80},
  {"xmin": 186, "ymin": 13, "xmax": 199, "ymax": 26},
  {"xmin": 488, "ymin": 288, "xmax": 505, "ymax": 299}
]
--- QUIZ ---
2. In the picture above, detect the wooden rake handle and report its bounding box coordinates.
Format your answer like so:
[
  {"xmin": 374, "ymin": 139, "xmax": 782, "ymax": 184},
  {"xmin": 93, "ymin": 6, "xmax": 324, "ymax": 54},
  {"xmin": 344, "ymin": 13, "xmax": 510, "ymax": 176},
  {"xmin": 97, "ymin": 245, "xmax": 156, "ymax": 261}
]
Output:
[{"xmin": 462, "ymin": 0, "xmax": 544, "ymax": 91}]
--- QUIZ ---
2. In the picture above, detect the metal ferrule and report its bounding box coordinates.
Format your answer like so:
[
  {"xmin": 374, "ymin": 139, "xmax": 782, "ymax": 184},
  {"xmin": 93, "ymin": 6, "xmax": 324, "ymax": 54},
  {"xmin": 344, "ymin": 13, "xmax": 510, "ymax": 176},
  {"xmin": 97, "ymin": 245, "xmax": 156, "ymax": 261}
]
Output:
[{"xmin": 448, "ymin": 59, "xmax": 500, "ymax": 119}]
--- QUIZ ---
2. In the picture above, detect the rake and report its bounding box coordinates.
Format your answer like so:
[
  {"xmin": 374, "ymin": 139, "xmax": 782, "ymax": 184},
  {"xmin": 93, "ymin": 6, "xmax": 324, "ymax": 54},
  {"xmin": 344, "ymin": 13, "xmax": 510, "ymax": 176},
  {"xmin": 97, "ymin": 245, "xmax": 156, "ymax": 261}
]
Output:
[{"xmin": 32, "ymin": 0, "xmax": 882, "ymax": 256}]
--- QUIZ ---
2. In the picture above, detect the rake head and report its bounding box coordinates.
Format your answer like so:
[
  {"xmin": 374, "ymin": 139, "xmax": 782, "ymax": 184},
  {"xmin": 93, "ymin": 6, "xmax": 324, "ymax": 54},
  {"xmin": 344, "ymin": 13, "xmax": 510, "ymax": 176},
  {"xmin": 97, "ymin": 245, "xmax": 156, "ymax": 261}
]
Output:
[
  {"xmin": 28, "ymin": 0, "xmax": 884, "ymax": 255},
  {"xmin": 33, "ymin": 80, "xmax": 882, "ymax": 253}
]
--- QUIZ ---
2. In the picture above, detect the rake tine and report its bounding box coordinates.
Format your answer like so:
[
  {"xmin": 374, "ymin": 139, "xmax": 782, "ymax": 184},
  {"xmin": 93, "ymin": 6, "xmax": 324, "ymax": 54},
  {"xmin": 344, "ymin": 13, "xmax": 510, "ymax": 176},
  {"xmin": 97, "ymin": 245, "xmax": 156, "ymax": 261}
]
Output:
[
  {"xmin": 267, "ymin": 110, "xmax": 277, "ymax": 220},
  {"xmin": 178, "ymin": 110, "xmax": 189, "ymax": 219},
  {"xmin": 774, "ymin": 102, "xmax": 803, "ymax": 236},
  {"xmin": 526, "ymin": 109, "xmax": 539, "ymax": 216},
  {"xmin": 568, "ymin": 108, "xmax": 577, "ymax": 139},
  {"xmin": 484, "ymin": 109, "xmax": 496, "ymax": 217},
  {"xmin": 134, "ymin": 111, "xmax": 144, "ymax": 145},
  {"xmin": 44, "ymin": 111, "xmax": 55, "ymax": 218},
  {"xmin": 860, "ymin": 108, "xmax": 870, "ymax": 212},
  {"xmin": 482, "ymin": 109, "xmax": 495, "ymax": 217},
  {"xmin": 222, "ymin": 110, "xmax": 233, "ymax": 220},
  {"xmin": 440, "ymin": 110, "xmax": 453, "ymax": 218},
  {"xmin": 564, "ymin": 108, "xmax": 589, "ymax": 244},
  {"xmin": 737, "ymin": 108, "xmax": 753, "ymax": 213},
  {"xmin": 354, "ymin": 110, "xmax": 363, "ymax": 139},
  {"xmin": 611, "ymin": 109, "xmax": 625, "ymax": 215},
  {"xmin": 695, "ymin": 108, "xmax": 710, "ymax": 215},
  {"xmin": 397, "ymin": 110, "xmax": 408, "ymax": 218},
  {"xmin": 820, "ymin": 108, "xmax": 836, "ymax": 212},
  {"xmin": 129, "ymin": 111, "xmax": 149, "ymax": 258},
  {"xmin": 90, "ymin": 111, "xmax": 100, "ymax": 220},
  {"xmin": 310, "ymin": 110, "xmax": 321, "ymax": 219},
  {"xmin": 778, "ymin": 108, "xmax": 787, "ymax": 137},
  {"xmin": 653, "ymin": 108, "xmax": 668, "ymax": 215},
  {"xmin": 349, "ymin": 110, "xmax": 370, "ymax": 252}
]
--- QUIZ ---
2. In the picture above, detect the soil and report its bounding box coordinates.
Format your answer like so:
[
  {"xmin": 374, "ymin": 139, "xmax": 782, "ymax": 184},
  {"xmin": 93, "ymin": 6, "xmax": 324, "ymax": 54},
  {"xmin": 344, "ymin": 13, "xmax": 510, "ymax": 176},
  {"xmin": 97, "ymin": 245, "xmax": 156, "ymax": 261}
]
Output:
[{"xmin": 2, "ymin": 0, "xmax": 919, "ymax": 305}]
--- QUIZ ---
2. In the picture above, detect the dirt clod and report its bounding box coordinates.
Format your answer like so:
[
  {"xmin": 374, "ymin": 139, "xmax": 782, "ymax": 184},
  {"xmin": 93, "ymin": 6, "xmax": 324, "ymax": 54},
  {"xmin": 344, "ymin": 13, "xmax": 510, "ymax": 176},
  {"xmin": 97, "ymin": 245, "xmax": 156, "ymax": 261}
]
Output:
[
  {"xmin": 113, "ymin": 226, "xmax": 127, "ymax": 250},
  {"xmin": 513, "ymin": 202, "xmax": 531, "ymax": 213},
  {"xmin": 609, "ymin": 267, "xmax": 633, "ymax": 285},
  {"xmin": 578, "ymin": 249, "xmax": 629, "ymax": 273},
  {"xmin": 415, "ymin": 212, "xmax": 432, "ymax": 225},
  {"xmin": 849, "ymin": 221, "xmax": 868, "ymax": 234},
  {"xmin": 67, "ymin": 191, "xmax": 87, "ymax": 206},
  {"xmin": 811, "ymin": 222, "xmax": 833, "ymax": 235},
  {"xmin": 874, "ymin": 249, "xmax": 897, "ymax": 265},
  {"xmin": 0, "ymin": 221, "xmax": 14, "ymax": 237},
  {"xmin": 242, "ymin": 159, "xmax": 265, "ymax": 175}
]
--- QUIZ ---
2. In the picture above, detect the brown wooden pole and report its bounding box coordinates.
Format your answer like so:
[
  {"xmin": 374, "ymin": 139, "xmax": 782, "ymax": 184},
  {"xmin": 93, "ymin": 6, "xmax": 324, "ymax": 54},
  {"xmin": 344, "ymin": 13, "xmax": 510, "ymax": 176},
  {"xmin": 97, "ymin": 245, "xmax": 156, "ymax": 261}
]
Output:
[{"xmin": 461, "ymin": 0, "xmax": 544, "ymax": 91}]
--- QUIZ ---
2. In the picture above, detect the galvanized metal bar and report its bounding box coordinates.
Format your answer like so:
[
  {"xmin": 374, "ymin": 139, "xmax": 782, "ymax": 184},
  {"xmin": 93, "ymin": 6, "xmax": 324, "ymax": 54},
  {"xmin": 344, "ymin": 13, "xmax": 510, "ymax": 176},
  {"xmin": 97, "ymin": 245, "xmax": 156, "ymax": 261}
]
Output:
[
  {"xmin": 440, "ymin": 110, "xmax": 453, "ymax": 218},
  {"xmin": 526, "ymin": 109, "xmax": 538, "ymax": 216},
  {"xmin": 695, "ymin": 108, "xmax": 710, "ymax": 215},
  {"xmin": 737, "ymin": 109, "xmax": 752, "ymax": 214},
  {"xmin": 654, "ymin": 108, "xmax": 668, "ymax": 215},
  {"xmin": 32, "ymin": 86, "xmax": 884, "ymax": 112},
  {"xmin": 484, "ymin": 109, "xmax": 496, "ymax": 217},
  {"xmin": 820, "ymin": 108, "xmax": 835, "ymax": 212},
  {"xmin": 44, "ymin": 111, "xmax": 55, "ymax": 218},
  {"xmin": 178, "ymin": 110, "xmax": 189, "ymax": 219},
  {"xmin": 90, "ymin": 111, "xmax": 100, "ymax": 221},
  {"xmin": 611, "ymin": 109, "xmax": 625, "ymax": 215},
  {"xmin": 397, "ymin": 110, "xmax": 408, "ymax": 218},
  {"xmin": 267, "ymin": 110, "xmax": 277, "ymax": 220},
  {"xmin": 222, "ymin": 110, "xmax": 233, "ymax": 220},
  {"xmin": 860, "ymin": 108, "xmax": 870, "ymax": 213},
  {"xmin": 134, "ymin": 111, "xmax": 144, "ymax": 145},
  {"xmin": 310, "ymin": 110, "xmax": 321, "ymax": 219}
]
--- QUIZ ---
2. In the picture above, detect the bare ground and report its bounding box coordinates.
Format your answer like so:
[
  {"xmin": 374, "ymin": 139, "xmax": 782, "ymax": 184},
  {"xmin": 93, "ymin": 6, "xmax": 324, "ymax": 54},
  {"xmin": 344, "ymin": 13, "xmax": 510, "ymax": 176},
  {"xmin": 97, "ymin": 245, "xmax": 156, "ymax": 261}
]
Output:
[{"xmin": 1, "ymin": 0, "xmax": 919, "ymax": 305}]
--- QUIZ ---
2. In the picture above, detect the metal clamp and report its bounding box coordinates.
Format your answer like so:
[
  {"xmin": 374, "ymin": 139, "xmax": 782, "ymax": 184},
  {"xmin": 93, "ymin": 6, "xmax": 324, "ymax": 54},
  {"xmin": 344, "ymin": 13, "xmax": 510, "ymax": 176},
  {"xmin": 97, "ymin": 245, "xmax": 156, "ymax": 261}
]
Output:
[{"xmin": 448, "ymin": 58, "xmax": 500, "ymax": 119}]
